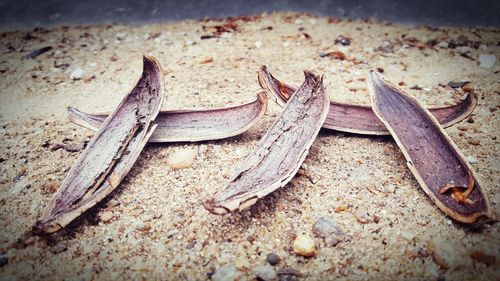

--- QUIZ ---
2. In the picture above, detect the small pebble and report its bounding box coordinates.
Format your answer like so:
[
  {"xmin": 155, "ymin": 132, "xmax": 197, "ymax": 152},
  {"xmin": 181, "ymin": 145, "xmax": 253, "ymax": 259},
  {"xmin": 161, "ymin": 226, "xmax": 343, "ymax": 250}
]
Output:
[
  {"xmin": 456, "ymin": 46, "xmax": 472, "ymax": 54},
  {"xmin": 142, "ymin": 213, "xmax": 155, "ymax": 222},
  {"xmin": 334, "ymin": 205, "xmax": 348, "ymax": 212},
  {"xmin": 252, "ymin": 264, "xmax": 277, "ymax": 281},
  {"xmin": 312, "ymin": 216, "xmax": 345, "ymax": 247},
  {"xmin": 69, "ymin": 67, "xmax": 84, "ymax": 80},
  {"xmin": 428, "ymin": 238, "xmax": 471, "ymax": 269},
  {"xmin": 468, "ymin": 139, "xmax": 480, "ymax": 146},
  {"xmin": 168, "ymin": 148, "xmax": 197, "ymax": 169},
  {"xmin": 385, "ymin": 184, "xmax": 396, "ymax": 193},
  {"xmin": 134, "ymin": 221, "xmax": 145, "ymax": 231},
  {"xmin": 437, "ymin": 41, "xmax": 449, "ymax": 48},
  {"xmin": 212, "ymin": 264, "xmax": 238, "ymax": 281},
  {"xmin": 0, "ymin": 255, "xmax": 8, "ymax": 267},
  {"xmin": 401, "ymin": 231, "xmax": 415, "ymax": 241},
  {"xmin": 447, "ymin": 81, "xmax": 469, "ymax": 89},
  {"xmin": 106, "ymin": 199, "xmax": 120, "ymax": 207},
  {"xmin": 247, "ymin": 235, "xmax": 256, "ymax": 243},
  {"xmin": 99, "ymin": 211, "xmax": 113, "ymax": 222},
  {"xmin": 116, "ymin": 33, "xmax": 126, "ymax": 40},
  {"xmin": 479, "ymin": 54, "xmax": 496, "ymax": 68},
  {"xmin": 52, "ymin": 242, "xmax": 68, "ymax": 254},
  {"xmin": 479, "ymin": 44, "xmax": 488, "ymax": 50},
  {"xmin": 131, "ymin": 208, "xmax": 144, "ymax": 216},
  {"xmin": 355, "ymin": 211, "xmax": 371, "ymax": 224},
  {"xmin": 42, "ymin": 181, "xmax": 59, "ymax": 194},
  {"xmin": 138, "ymin": 222, "xmax": 151, "ymax": 231},
  {"xmin": 200, "ymin": 57, "xmax": 213, "ymax": 64},
  {"xmin": 293, "ymin": 235, "xmax": 316, "ymax": 257},
  {"xmin": 334, "ymin": 36, "xmax": 351, "ymax": 46},
  {"xmin": 198, "ymin": 144, "xmax": 208, "ymax": 155},
  {"xmin": 466, "ymin": 155, "xmax": 478, "ymax": 164},
  {"xmin": 266, "ymin": 253, "xmax": 281, "ymax": 266},
  {"xmin": 222, "ymin": 169, "xmax": 230, "ymax": 179}
]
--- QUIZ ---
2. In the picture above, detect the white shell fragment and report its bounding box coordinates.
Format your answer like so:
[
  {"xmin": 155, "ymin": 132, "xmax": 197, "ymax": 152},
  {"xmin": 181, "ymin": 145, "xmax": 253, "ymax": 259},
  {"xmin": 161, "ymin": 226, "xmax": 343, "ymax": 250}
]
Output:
[
  {"xmin": 479, "ymin": 54, "xmax": 496, "ymax": 69},
  {"xmin": 69, "ymin": 67, "xmax": 85, "ymax": 80}
]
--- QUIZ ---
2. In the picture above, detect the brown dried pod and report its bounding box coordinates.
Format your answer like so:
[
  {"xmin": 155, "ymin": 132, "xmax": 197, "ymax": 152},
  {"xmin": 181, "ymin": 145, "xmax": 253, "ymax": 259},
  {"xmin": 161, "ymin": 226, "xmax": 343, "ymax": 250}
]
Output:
[
  {"xmin": 368, "ymin": 70, "xmax": 491, "ymax": 223},
  {"xmin": 34, "ymin": 56, "xmax": 164, "ymax": 233},
  {"xmin": 67, "ymin": 92, "xmax": 267, "ymax": 142},
  {"xmin": 204, "ymin": 71, "xmax": 329, "ymax": 214},
  {"xmin": 258, "ymin": 65, "xmax": 477, "ymax": 135}
]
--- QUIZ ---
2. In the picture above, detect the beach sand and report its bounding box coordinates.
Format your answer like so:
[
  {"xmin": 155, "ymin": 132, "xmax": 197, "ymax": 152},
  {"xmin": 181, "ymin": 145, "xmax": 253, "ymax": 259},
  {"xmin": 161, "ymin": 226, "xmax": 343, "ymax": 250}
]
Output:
[{"xmin": 0, "ymin": 12, "xmax": 498, "ymax": 280}]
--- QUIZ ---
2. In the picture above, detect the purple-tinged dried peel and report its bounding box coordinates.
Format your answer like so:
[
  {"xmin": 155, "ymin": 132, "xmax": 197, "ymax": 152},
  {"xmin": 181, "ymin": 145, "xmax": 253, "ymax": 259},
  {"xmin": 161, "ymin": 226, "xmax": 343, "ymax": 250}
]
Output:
[
  {"xmin": 34, "ymin": 56, "xmax": 164, "ymax": 233},
  {"xmin": 368, "ymin": 70, "xmax": 491, "ymax": 223},
  {"xmin": 67, "ymin": 92, "xmax": 267, "ymax": 142},
  {"xmin": 258, "ymin": 65, "xmax": 477, "ymax": 135},
  {"xmin": 204, "ymin": 71, "xmax": 329, "ymax": 215}
]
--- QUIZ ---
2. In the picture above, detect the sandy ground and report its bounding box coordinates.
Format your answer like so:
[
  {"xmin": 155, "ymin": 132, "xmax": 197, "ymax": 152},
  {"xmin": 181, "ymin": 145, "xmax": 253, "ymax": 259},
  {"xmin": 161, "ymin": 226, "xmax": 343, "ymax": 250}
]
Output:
[{"xmin": 0, "ymin": 12, "xmax": 499, "ymax": 280}]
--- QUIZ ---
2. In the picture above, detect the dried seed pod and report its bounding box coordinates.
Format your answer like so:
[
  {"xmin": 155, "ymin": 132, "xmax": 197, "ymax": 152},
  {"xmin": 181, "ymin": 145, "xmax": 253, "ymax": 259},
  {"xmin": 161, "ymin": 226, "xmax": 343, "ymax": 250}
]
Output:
[
  {"xmin": 367, "ymin": 70, "xmax": 491, "ymax": 223},
  {"xmin": 258, "ymin": 65, "xmax": 477, "ymax": 135},
  {"xmin": 204, "ymin": 71, "xmax": 329, "ymax": 214},
  {"xmin": 67, "ymin": 92, "xmax": 267, "ymax": 142},
  {"xmin": 34, "ymin": 56, "xmax": 164, "ymax": 233}
]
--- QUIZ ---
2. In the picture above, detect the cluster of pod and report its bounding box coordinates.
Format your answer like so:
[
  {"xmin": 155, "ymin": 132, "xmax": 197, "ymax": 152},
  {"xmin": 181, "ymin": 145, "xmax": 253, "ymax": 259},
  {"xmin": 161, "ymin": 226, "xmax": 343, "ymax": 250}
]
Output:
[{"xmin": 35, "ymin": 56, "xmax": 492, "ymax": 234}]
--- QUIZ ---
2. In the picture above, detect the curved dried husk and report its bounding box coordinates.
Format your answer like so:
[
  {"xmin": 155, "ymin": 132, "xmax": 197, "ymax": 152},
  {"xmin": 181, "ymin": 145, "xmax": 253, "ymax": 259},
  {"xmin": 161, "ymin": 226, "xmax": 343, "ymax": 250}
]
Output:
[
  {"xmin": 204, "ymin": 71, "xmax": 329, "ymax": 214},
  {"xmin": 35, "ymin": 56, "xmax": 164, "ymax": 233},
  {"xmin": 258, "ymin": 65, "xmax": 477, "ymax": 135},
  {"xmin": 368, "ymin": 70, "xmax": 491, "ymax": 223},
  {"xmin": 67, "ymin": 92, "xmax": 267, "ymax": 142}
]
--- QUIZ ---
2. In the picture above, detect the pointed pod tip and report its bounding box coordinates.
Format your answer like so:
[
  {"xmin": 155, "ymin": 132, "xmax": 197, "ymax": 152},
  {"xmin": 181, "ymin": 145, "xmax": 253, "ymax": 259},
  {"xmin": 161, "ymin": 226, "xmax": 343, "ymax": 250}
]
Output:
[
  {"xmin": 258, "ymin": 65, "xmax": 270, "ymax": 82},
  {"xmin": 142, "ymin": 55, "xmax": 154, "ymax": 63},
  {"xmin": 142, "ymin": 55, "xmax": 164, "ymax": 74},
  {"xmin": 368, "ymin": 68, "xmax": 384, "ymax": 81},
  {"xmin": 202, "ymin": 197, "xmax": 230, "ymax": 215},
  {"xmin": 303, "ymin": 70, "xmax": 317, "ymax": 77},
  {"xmin": 66, "ymin": 106, "xmax": 85, "ymax": 121},
  {"xmin": 367, "ymin": 69, "xmax": 388, "ymax": 95},
  {"xmin": 32, "ymin": 219, "xmax": 61, "ymax": 235},
  {"xmin": 256, "ymin": 91, "xmax": 267, "ymax": 101},
  {"xmin": 66, "ymin": 107, "xmax": 78, "ymax": 119},
  {"xmin": 303, "ymin": 70, "xmax": 322, "ymax": 83}
]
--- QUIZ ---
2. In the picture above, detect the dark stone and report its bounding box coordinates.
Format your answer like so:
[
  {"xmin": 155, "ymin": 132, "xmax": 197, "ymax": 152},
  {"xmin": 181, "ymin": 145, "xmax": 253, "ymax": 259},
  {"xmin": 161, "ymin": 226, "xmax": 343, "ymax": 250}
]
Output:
[
  {"xmin": 0, "ymin": 255, "xmax": 8, "ymax": 267},
  {"xmin": 334, "ymin": 36, "xmax": 351, "ymax": 46},
  {"xmin": 447, "ymin": 81, "xmax": 469, "ymax": 89},
  {"xmin": 266, "ymin": 253, "xmax": 281, "ymax": 266}
]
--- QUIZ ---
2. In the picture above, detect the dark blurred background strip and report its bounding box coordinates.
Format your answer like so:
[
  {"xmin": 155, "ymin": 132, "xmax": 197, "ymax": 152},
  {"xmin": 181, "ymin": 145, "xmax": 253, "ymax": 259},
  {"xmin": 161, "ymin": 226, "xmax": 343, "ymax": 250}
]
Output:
[{"xmin": 0, "ymin": 0, "xmax": 499, "ymax": 30}]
